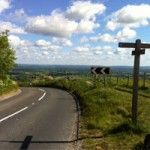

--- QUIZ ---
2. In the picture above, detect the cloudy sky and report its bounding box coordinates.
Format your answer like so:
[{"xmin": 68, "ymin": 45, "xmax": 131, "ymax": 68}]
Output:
[{"xmin": 0, "ymin": 0, "xmax": 150, "ymax": 66}]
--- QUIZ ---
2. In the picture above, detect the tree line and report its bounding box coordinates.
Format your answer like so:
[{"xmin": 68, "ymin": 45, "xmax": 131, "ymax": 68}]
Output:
[{"xmin": 0, "ymin": 31, "xmax": 15, "ymax": 80}]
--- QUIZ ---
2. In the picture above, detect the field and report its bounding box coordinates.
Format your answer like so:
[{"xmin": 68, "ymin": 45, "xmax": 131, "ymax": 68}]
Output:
[{"xmin": 11, "ymin": 65, "xmax": 150, "ymax": 149}]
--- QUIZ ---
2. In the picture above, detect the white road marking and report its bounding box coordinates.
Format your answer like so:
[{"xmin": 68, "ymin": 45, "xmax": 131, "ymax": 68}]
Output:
[
  {"xmin": 38, "ymin": 92, "xmax": 46, "ymax": 101},
  {"xmin": 0, "ymin": 107, "xmax": 28, "ymax": 123},
  {"xmin": 39, "ymin": 88, "xmax": 45, "ymax": 92},
  {"xmin": 32, "ymin": 103, "xmax": 35, "ymax": 105}
]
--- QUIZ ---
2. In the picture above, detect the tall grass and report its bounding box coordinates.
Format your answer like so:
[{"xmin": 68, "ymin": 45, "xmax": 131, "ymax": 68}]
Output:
[{"xmin": 32, "ymin": 75, "xmax": 150, "ymax": 149}]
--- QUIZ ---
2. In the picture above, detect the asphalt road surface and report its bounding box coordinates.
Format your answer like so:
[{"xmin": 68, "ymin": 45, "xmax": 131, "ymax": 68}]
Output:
[{"xmin": 0, "ymin": 87, "xmax": 78, "ymax": 150}]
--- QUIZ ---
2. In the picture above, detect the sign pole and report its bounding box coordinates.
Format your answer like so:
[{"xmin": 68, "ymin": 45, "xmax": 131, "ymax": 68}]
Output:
[
  {"xmin": 118, "ymin": 39, "xmax": 150, "ymax": 124},
  {"xmin": 132, "ymin": 39, "xmax": 141, "ymax": 123}
]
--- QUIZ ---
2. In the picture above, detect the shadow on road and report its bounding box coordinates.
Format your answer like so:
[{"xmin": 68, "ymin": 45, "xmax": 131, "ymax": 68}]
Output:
[
  {"xmin": 0, "ymin": 135, "xmax": 104, "ymax": 150},
  {"xmin": 0, "ymin": 135, "xmax": 78, "ymax": 150}
]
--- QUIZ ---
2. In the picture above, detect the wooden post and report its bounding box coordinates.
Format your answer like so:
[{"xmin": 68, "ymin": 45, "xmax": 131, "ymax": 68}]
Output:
[
  {"xmin": 117, "ymin": 73, "xmax": 119, "ymax": 85},
  {"xmin": 127, "ymin": 73, "xmax": 130, "ymax": 86},
  {"xmin": 103, "ymin": 75, "xmax": 106, "ymax": 87},
  {"xmin": 109, "ymin": 74, "xmax": 112, "ymax": 84},
  {"xmin": 131, "ymin": 39, "xmax": 141, "ymax": 123},
  {"xmin": 118, "ymin": 39, "xmax": 150, "ymax": 124},
  {"xmin": 143, "ymin": 72, "xmax": 146, "ymax": 88}
]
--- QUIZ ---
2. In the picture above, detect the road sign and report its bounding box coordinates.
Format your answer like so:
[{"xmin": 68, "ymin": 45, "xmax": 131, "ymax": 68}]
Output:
[
  {"xmin": 91, "ymin": 67, "xmax": 110, "ymax": 75},
  {"xmin": 119, "ymin": 39, "xmax": 150, "ymax": 123}
]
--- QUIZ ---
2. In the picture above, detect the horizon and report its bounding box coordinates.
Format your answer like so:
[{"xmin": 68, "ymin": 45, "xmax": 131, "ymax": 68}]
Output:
[{"xmin": 15, "ymin": 64, "xmax": 150, "ymax": 67}]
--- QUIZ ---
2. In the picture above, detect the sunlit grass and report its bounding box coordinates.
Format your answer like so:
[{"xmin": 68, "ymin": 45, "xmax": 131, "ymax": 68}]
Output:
[
  {"xmin": 0, "ymin": 78, "xmax": 18, "ymax": 95},
  {"xmin": 32, "ymin": 75, "xmax": 150, "ymax": 149}
]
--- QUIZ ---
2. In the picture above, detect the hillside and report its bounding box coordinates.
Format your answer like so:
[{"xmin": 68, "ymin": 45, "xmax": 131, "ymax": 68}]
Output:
[{"xmin": 30, "ymin": 74, "xmax": 150, "ymax": 149}]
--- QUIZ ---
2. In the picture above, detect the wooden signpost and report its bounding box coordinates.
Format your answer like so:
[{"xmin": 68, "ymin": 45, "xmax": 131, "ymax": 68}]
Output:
[{"xmin": 119, "ymin": 39, "xmax": 150, "ymax": 123}]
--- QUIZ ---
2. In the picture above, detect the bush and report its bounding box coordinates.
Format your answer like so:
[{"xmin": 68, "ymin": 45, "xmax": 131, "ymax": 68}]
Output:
[{"xmin": 0, "ymin": 78, "xmax": 18, "ymax": 95}]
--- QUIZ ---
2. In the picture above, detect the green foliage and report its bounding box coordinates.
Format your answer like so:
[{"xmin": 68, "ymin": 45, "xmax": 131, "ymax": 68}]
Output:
[
  {"xmin": 20, "ymin": 75, "xmax": 150, "ymax": 149},
  {"xmin": 0, "ymin": 31, "xmax": 15, "ymax": 80},
  {"xmin": 0, "ymin": 77, "xmax": 18, "ymax": 95}
]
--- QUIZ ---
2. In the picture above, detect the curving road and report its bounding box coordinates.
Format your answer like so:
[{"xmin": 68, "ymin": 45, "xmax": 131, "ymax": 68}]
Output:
[{"xmin": 0, "ymin": 87, "xmax": 78, "ymax": 150}]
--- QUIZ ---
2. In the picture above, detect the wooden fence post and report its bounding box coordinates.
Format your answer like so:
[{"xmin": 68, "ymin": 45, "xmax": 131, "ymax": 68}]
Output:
[
  {"xmin": 117, "ymin": 73, "xmax": 119, "ymax": 85},
  {"xmin": 127, "ymin": 73, "xmax": 130, "ymax": 86},
  {"xmin": 103, "ymin": 75, "xmax": 106, "ymax": 87},
  {"xmin": 143, "ymin": 72, "xmax": 146, "ymax": 88}
]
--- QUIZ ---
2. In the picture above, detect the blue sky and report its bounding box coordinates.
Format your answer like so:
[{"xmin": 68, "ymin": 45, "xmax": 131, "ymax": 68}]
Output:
[{"xmin": 0, "ymin": 0, "xmax": 150, "ymax": 66}]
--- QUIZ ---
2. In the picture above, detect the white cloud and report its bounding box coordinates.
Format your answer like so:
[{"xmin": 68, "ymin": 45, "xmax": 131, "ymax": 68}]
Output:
[
  {"xmin": 92, "ymin": 46, "xmax": 103, "ymax": 55},
  {"xmin": 2, "ymin": 1, "xmax": 144, "ymax": 65},
  {"xmin": 9, "ymin": 35, "xmax": 57, "ymax": 54},
  {"xmin": 90, "ymin": 27, "xmax": 136, "ymax": 43},
  {"xmin": 90, "ymin": 33, "xmax": 116, "ymax": 43},
  {"xmin": 61, "ymin": 39, "xmax": 72, "ymax": 47},
  {"xmin": 67, "ymin": 1, "xmax": 106, "ymax": 20},
  {"xmin": 0, "ymin": 21, "xmax": 26, "ymax": 34},
  {"xmin": 106, "ymin": 21, "xmax": 118, "ymax": 31},
  {"xmin": 8, "ymin": 35, "xmax": 22, "ymax": 48},
  {"xmin": 35, "ymin": 39, "xmax": 51, "ymax": 48},
  {"xmin": 93, "ymin": 46, "xmax": 113, "ymax": 54},
  {"xmin": 0, "ymin": 0, "xmax": 11, "ymax": 14},
  {"xmin": 8, "ymin": 8, "xmax": 28, "ymax": 23},
  {"xmin": 106, "ymin": 4, "xmax": 150, "ymax": 31},
  {"xmin": 52, "ymin": 37, "xmax": 72, "ymax": 47},
  {"xmin": 42, "ymin": 51, "xmax": 49, "ymax": 56},
  {"xmin": 8, "ymin": 35, "xmax": 34, "ymax": 62},
  {"xmin": 74, "ymin": 46, "xmax": 90, "ymax": 53},
  {"xmin": 114, "ymin": 48, "xmax": 127, "ymax": 55},
  {"xmin": 35, "ymin": 39, "xmax": 60, "ymax": 51},
  {"xmin": 26, "ymin": 12, "xmax": 100, "ymax": 37},
  {"xmin": 116, "ymin": 27, "xmax": 136, "ymax": 41},
  {"xmin": 13, "ymin": 8, "xmax": 27, "ymax": 19},
  {"xmin": 80, "ymin": 36, "xmax": 89, "ymax": 43},
  {"xmin": 8, "ymin": 35, "xmax": 134, "ymax": 65},
  {"xmin": 77, "ymin": 19, "xmax": 100, "ymax": 33},
  {"xmin": 8, "ymin": 35, "xmax": 31, "ymax": 48},
  {"xmin": 26, "ymin": 1, "xmax": 105, "ymax": 38},
  {"xmin": 8, "ymin": 35, "xmax": 62, "ymax": 63},
  {"xmin": 25, "ymin": 11, "xmax": 78, "ymax": 37},
  {"xmin": 94, "ymin": 51, "xmax": 102, "ymax": 55},
  {"xmin": 63, "ymin": 44, "xmax": 134, "ymax": 65},
  {"xmin": 73, "ymin": 45, "xmax": 114, "ymax": 56}
]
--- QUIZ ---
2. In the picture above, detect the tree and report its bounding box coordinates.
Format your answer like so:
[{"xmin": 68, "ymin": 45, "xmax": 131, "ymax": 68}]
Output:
[{"xmin": 0, "ymin": 31, "xmax": 15, "ymax": 80}]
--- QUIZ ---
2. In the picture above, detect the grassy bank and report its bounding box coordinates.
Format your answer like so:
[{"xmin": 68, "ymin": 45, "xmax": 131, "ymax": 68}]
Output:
[
  {"xmin": 0, "ymin": 78, "xmax": 19, "ymax": 96},
  {"xmin": 32, "ymin": 75, "xmax": 150, "ymax": 149}
]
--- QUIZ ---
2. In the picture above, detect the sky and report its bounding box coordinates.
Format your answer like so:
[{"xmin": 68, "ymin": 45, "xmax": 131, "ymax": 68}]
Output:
[{"xmin": 0, "ymin": 0, "xmax": 150, "ymax": 66}]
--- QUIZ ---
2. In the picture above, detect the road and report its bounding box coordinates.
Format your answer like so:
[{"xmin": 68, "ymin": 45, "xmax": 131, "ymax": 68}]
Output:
[{"xmin": 0, "ymin": 87, "xmax": 78, "ymax": 150}]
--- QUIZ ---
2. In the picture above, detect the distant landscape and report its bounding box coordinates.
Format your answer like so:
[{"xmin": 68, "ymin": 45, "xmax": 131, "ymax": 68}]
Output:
[
  {"xmin": 11, "ymin": 64, "xmax": 150, "ymax": 150},
  {"xmin": 12, "ymin": 64, "xmax": 150, "ymax": 75}
]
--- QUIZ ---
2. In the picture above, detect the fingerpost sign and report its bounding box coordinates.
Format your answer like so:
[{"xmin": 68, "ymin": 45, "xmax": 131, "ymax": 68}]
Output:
[{"xmin": 119, "ymin": 39, "xmax": 150, "ymax": 123}]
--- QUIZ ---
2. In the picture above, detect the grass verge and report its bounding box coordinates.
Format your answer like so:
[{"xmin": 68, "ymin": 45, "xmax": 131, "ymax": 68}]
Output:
[
  {"xmin": 0, "ymin": 78, "xmax": 19, "ymax": 96},
  {"xmin": 32, "ymin": 76, "xmax": 150, "ymax": 150}
]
